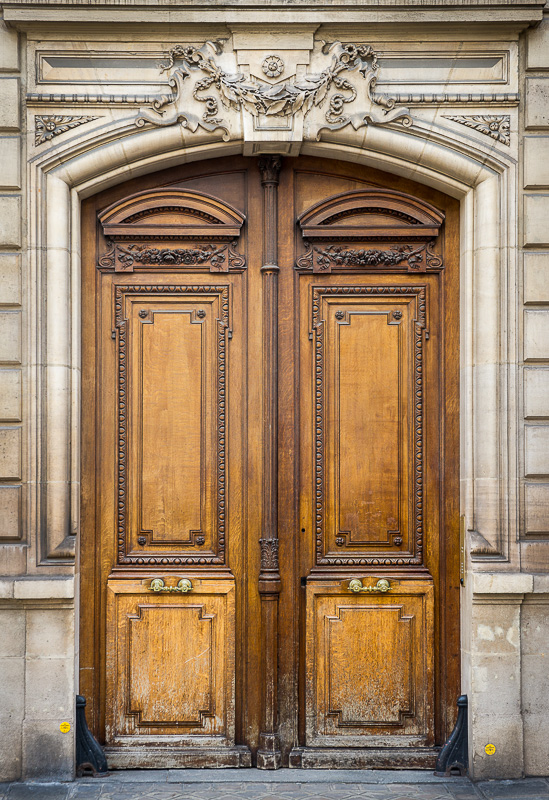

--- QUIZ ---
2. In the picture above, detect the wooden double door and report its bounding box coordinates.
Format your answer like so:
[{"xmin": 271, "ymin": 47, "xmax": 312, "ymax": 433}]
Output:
[{"xmin": 80, "ymin": 155, "xmax": 460, "ymax": 770}]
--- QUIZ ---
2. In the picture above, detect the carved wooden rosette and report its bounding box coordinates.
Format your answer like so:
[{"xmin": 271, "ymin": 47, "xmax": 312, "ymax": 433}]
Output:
[
  {"xmin": 97, "ymin": 189, "xmax": 246, "ymax": 272},
  {"xmin": 257, "ymin": 155, "xmax": 282, "ymax": 770},
  {"xmin": 295, "ymin": 189, "xmax": 445, "ymax": 273}
]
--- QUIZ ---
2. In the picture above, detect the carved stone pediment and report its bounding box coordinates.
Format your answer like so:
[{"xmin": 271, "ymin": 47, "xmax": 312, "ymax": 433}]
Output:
[
  {"xmin": 295, "ymin": 189, "xmax": 445, "ymax": 273},
  {"xmin": 97, "ymin": 188, "xmax": 246, "ymax": 272},
  {"xmin": 135, "ymin": 40, "xmax": 411, "ymax": 149}
]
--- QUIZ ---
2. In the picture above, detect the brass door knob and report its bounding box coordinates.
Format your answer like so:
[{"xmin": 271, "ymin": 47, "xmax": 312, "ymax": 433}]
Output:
[
  {"xmin": 348, "ymin": 578, "xmax": 391, "ymax": 593},
  {"xmin": 148, "ymin": 578, "xmax": 193, "ymax": 593}
]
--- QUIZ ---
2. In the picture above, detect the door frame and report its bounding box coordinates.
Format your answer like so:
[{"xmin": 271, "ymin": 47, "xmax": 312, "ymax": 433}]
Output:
[
  {"xmin": 24, "ymin": 116, "xmax": 517, "ymax": 774},
  {"xmin": 79, "ymin": 154, "xmax": 460, "ymax": 765}
]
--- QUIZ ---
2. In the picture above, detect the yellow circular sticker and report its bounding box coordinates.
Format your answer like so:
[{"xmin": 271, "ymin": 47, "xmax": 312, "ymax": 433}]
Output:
[
  {"xmin": 485, "ymin": 743, "xmax": 496, "ymax": 755},
  {"xmin": 59, "ymin": 722, "xmax": 71, "ymax": 734}
]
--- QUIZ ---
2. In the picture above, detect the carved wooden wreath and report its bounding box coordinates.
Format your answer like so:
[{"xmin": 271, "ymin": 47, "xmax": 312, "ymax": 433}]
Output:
[
  {"xmin": 296, "ymin": 188, "xmax": 445, "ymax": 273},
  {"xmin": 97, "ymin": 188, "xmax": 246, "ymax": 273}
]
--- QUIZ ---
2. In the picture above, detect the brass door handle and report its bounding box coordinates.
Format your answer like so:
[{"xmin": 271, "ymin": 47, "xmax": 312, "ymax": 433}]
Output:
[
  {"xmin": 148, "ymin": 578, "xmax": 192, "ymax": 593},
  {"xmin": 349, "ymin": 578, "xmax": 391, "ymax": 593}
]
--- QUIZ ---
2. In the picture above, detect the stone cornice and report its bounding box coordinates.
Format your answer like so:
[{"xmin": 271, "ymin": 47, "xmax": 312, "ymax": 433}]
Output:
[
  {"xmin": 1, "ymin": 0, "xmax": 543, "ymax": 6},
  {"xmin": 2, "ymin": 0, "xmax": 545, "ymax": 28}
]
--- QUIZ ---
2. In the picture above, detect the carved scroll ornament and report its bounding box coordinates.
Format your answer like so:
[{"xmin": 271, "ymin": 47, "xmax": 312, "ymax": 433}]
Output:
[{"xmin": 136, "ymin": 40, "xmax": 411, "ymax": 140}]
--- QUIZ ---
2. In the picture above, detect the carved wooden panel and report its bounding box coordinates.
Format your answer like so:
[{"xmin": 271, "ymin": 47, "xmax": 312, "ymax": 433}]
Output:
[
  {"xmin": 296, "ymin": 189, "xmax": 445, "ymax": 273},
  {"xmin": 98, "ymin": 189, "xmax": 246, "ymax": 272},
  {"xmin": 312, "ymin": 286, "xmax": 426, "ymax": 566},
  {"xmin": 305, "ymin": 580, "xmax": 434, "ymax": 747},
  {"xmin": 105, "ymin": 579, "xmax": 235, "ymax": 745},
  {"xmin": 116, "ymin": 285, "xmax": 230, "ymax": 566}
]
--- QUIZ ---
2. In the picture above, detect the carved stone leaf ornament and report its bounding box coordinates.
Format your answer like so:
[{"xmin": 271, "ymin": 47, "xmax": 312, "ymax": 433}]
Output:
[
  {"xmin": 35, "ymin": 114, "xmax": 98, "ymax": 145},
  {"xmin": 136, "ymin": 40, "xmax": 411, "ymax": 139},
  {"xmin": 442, "ymin": 114, "xmax": 510, "ymax": 146}
]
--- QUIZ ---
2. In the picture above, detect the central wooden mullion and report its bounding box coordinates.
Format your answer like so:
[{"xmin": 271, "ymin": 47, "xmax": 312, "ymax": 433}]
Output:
[{"xmin": 257, "ymin": 155, "xmax": 283, "ymax": 770}]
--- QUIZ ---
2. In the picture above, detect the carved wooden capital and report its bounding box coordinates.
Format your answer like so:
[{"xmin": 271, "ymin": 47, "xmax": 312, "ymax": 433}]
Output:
[{"xmin": 258, "ymin": 155, "xmax": 282, "ymax": 185}]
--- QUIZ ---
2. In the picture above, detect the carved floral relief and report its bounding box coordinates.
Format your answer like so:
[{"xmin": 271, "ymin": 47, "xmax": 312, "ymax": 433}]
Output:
[
  {"xmin": 35, "ymin": 114, "xmax": 98, "ymax": 145},
  {"xmin": 442, "ymin": 114, "xmax": 510, "ymax": 145},
  {"xmin": 296, "ymin": 242, "xmax": 444, "ymax": 272}
]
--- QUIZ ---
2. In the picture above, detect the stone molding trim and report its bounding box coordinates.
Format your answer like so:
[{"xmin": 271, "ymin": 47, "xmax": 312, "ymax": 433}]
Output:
[
  {"xmin": 469, "ymin": 528, "xmax": 502, "ymax": 557},
  {"xmin": 28, "ymin": 93, "xmax": 159, "ymax": 106},
  {"xmin": 392, "ymin": 93, "xmax": 520, "ymax": 107},
  {"xmin": 26, "ymin": 91, "xmax": 521, "ymax": 108},
  {"xmin": 442, "ymin": 114, "xmax": 511, "ymax": 145},
  {"xmin": 34, "ymin": 115, "xmax": 99, "ymax": 145},
  {"xmin": 135, "ymin": 40, "xmax": 411, "ymax": 142},
  {"xmin": 3, "ymin": 0, "xmax": 546, "ymax": 26},
  {"xmin": 471, "ymin": 572, "xmax": 549, "ymax": 595},
  {"xmin": 0, "ymin": 577, "xmax": 75, "ymax": 601}
]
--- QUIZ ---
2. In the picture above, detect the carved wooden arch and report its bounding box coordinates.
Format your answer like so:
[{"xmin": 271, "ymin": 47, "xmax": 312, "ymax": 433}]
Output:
[
  {"xmin": 296, "ymin": 188, "xmax": 445, "ymax": 273},
  {"xmin": 97, "ymin": 188, "xmax": 247, "ymax": 272}
]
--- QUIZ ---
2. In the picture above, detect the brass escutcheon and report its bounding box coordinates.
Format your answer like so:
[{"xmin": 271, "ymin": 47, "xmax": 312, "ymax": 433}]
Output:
[
  {"xmin": 348, "ymin": 578, "xmax": 391, "ymax": 593},
  {"xmin": 148, "ymin": 578, "xmax": 193, "ymax": 593}
]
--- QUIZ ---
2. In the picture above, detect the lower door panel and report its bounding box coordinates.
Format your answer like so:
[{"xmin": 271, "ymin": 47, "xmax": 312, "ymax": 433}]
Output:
[
  {"xmin": 292, "ymin": 578, "xmax": 436, "ymax": 768},
  {"xmin": 104, "ymin": 578, "xmax": 250, "ymax": 768}
]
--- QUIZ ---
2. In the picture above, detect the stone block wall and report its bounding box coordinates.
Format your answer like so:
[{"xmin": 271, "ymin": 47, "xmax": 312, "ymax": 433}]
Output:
[
  {"xmin": 0, "ymin": 14, "xmax": 75, "ymax": 781},
  {"xmin": 517, "ymin": 15, "xmax": 549, "ymax": 775},
  {"xmin": 0, "ymin": 0, "xmax": 547, "ymax": 782},
  {"xmin": 0, "ymin": 577, "xmax": 75, "ymax": 781},
  {"xmin": 522, "ymin": 16, "xmax": 549, "ymax": 562},
  {"xmin": 0, "ymin": 15, "xmax": 23, "ymax": 557}
]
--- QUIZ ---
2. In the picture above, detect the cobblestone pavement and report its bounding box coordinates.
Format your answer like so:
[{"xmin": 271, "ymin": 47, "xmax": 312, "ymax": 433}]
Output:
[{"xmin": 1, "ymin": 771, "xmax": 549, "ymax": 800}]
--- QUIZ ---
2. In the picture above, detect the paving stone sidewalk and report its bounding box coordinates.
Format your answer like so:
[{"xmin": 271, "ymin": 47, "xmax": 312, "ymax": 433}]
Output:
[{"xmin": 1, "ymin": 771, "xmax": 549, "ymax": 800}]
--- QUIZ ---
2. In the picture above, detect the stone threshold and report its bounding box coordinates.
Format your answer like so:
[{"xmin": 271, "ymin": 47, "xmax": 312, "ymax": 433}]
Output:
[{"xmin": 80, "ymin": 768, "xmax": 465, "ymax": 784}]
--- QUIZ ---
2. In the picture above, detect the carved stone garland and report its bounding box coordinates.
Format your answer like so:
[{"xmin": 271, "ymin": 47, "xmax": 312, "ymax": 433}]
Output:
[{"xmin": 136, "ymin": 40, "xmax": 411, "ymax": 139}]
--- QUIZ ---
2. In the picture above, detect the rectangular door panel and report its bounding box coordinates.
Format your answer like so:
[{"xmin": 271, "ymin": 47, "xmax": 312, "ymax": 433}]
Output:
[
  {"xmin": 311, "ymin": 285, "xmax": 427, "ymax": 566},
  {"xmin": 116, "ymin": 284, "xmax": 231, "ymax": 566},
  {"xmin": 304, "ymin": 579, "xmax": 434, "ymax": 748},
  {"xmin": 105, "ymin": 579, "xmax": 236, "ymax": 745}
]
